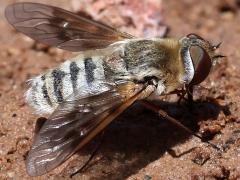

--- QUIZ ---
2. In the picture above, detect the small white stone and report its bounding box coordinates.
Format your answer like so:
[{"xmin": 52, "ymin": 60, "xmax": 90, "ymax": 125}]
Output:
[{"xmin": 7, "ymin": 172, "xmax": 15, "ymax": 178}]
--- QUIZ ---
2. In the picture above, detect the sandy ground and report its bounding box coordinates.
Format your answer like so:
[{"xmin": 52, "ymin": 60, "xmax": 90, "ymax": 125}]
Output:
[{"xmin": 0, "ymin": 0, "xmax": 240, "ymax": 179}]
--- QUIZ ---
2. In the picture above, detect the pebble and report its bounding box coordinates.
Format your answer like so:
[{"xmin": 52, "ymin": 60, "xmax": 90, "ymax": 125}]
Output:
[
  {"xmin": 7, "ymin": 171, "xmax": 15, "ymax": 178},
  {"xmin": 191, "ymin": 147, "xmax": 210, "ymax": 166}
]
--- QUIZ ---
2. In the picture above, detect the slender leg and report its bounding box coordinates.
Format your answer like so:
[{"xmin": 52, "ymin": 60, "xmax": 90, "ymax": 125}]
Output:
[
  {"xmin": 187, "ymin": 85, "xmax": 194, "ymax": 105},
  {"xmin": 177, "ymin": 91, "xmax": 187, "ymax": 105},
  {"xmin": 168, "ymin": 88, "xmax": 187, "ymax": 105},
  {"xmin": 70, "ymin": 131, "xmax": 105, "ymax": 178},
  {"xmin": 174, "ymin": 86, "xmax": 194, "ymax": 105},
  {"xmin": 141, "ymin": 100, "xmax": 221, "ymax": 151}
]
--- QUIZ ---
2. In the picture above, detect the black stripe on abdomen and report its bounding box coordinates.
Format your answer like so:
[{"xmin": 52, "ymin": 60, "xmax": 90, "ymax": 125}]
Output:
[
  {"xmin": 84, "ymin": 58, "xmax": 96, "ymax": 84},
  {"xmin": 70, "ymin": 61, "xmax": 80, "ymax": 89},
  {"xmin": 41, "ymin": 75, "xmax": 52, "ymax": 106},
  {"xmin": 52, "ymin": 70, "xmax": 65, "ymax": 102}
]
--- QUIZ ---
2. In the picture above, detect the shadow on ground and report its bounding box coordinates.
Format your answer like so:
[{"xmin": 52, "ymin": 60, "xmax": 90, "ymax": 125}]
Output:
[{"xmin": 58, "ymin": 97, "xmax": 229, "ymax": 179}]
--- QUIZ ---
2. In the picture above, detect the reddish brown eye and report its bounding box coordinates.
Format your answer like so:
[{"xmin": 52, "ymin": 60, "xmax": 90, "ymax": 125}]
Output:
[{"xmin": 189, "ymin": 45, "xmax": 212, "ymax": 85}]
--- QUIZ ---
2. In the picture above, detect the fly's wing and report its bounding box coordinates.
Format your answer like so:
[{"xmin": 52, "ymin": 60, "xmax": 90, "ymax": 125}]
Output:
[
  {"xmin": 5, "ymin": 3, "xmax": 134, "ymax": 52},
  {"xmin": 26, "ymin": 81, "xmax": 145, "ymax": 176}
]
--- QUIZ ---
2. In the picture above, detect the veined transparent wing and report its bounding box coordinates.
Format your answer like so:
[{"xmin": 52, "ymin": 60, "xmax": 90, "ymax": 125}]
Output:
[
  {"xmin": 5, "ymin": 2, "xmax": 134, "ymax": 52},
  {"xmin": 26, "ymin": 81, "xmax": 145, "ymax": 176}
]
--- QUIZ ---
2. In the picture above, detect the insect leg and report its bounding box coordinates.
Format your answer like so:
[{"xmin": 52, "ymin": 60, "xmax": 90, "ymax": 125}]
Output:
[
  {"xmin": 171, "ymin": 86, "xmax": 194, "ymax": 105},
  {"xmin": 177, "ymin": 89, "xmax": 187, "ymax": 105},
  {"xmin": 187, "ymin": 85, "xmax": 194, "ymax": 105},
  {"xmin": 141, "ymin": 100, "xmax": 221, "ymax": 151},
  {"xmin": 168, "ymin": 89, "xmax": 188, "ymax": 105},
  {"xmin": 70, "ymin": 131, "xmax": 105, "ymax": 178}
]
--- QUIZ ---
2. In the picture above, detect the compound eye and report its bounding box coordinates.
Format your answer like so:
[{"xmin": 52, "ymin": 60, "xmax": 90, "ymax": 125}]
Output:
[{"xmin": 189, "ymin": 45, "xmax": 212, "ymax": 85}]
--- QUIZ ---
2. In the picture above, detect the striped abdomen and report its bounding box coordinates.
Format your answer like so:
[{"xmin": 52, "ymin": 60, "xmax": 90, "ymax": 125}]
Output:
[
  {"xmin": 25, "ymin": 39, "xmax": 173, "ymax": 114},
  {"xmin": 25, "ymin": 54, "xmax": 116, "ymax": 115}
]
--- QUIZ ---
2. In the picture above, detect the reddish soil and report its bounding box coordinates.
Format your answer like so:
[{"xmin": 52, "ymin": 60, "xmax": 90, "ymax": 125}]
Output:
[{"xmin": 0, "ymin": 0, "xmax": 240, "ymax": 179}]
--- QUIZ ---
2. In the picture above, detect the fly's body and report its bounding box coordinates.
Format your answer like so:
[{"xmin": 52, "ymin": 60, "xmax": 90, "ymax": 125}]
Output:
[
  {"xmin": 26, "ymin": 49, "xmax": 110, "ymax": 114},
  {"xmin": 5, "ymin": 2, "xmax": 224, "ymax": 177},
  {"xmin": 26, "ymin": 38, "xmax": 193, "ymax": 114}
]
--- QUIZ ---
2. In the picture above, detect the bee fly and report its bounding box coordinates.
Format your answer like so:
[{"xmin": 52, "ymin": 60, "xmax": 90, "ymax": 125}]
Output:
[{"xmin": 5, "ymin": 2, "xmax": 224, "ymax": 177}]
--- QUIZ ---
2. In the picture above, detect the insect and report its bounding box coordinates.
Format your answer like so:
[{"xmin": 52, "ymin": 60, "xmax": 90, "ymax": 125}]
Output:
[{"xmin": 5, "ymin": 2, "xmax": 224, "ymax": 177}]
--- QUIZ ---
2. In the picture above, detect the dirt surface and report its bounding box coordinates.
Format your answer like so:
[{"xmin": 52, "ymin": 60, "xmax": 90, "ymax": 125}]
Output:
[{"xmin": 0, "ymin": 0, "xmax": 240, "ymax": 179}]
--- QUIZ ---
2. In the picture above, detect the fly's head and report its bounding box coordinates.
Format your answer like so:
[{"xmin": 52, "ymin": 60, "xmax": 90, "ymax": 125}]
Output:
[{"xmin": 180, "ymin": 33, "xmax": 225, "ymax": 87}]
